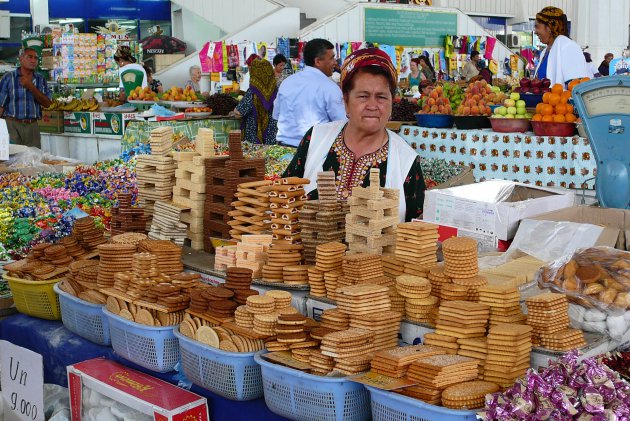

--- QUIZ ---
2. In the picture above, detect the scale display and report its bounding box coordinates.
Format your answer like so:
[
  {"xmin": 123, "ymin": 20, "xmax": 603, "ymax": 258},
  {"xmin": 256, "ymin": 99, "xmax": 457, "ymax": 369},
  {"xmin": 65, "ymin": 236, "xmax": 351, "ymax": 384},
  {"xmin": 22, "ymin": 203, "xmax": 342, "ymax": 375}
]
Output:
[{"xmin": 572, "ymin": 76, "xmax": 630, "ymax": 209}]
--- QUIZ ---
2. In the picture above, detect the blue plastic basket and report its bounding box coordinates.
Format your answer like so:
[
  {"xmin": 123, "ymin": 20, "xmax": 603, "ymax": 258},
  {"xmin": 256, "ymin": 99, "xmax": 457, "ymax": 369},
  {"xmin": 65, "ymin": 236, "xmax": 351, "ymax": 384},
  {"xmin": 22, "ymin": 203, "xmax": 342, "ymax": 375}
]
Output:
[
  {"xmin": 174, "ymin": 328, "xmax": 263, "ymax": 401},
  {"xmin": 254, "ymin": 353, "xmax": 370, "ymax": 421},
  {"xmin": 366, "ymin": 385, "xmax": 478, "ymax": 421},
  {"xmin": 414, "ymin": 113, "xmax": 454, "ymax": 129},
  {"xmin": 102, "ymin": 308, "xmax": 180, "ymax": 373},
  {"xmin": 54, "ymin": 283, "xmax": 111, "ymax": 346}
]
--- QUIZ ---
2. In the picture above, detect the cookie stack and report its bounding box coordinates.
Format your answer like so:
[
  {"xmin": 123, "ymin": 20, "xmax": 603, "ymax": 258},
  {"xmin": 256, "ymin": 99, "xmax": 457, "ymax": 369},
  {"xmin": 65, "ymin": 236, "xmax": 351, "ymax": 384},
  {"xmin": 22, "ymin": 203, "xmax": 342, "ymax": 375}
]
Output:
[
  {"xmin": 138, "ymin": 239, "xmax": 183, "ymax": 275},
  {"xmin": 229, "ymin": 180, "xmax": 272, "ymax": 240},
  {"xmin": 188, "ymin": 285, "xmax": 210, "ymax": 313},
  {"xmin": 113, "ymin": 272, "xmax": 132, "ymax": 293},
  {"xmin": 382, "ymin": 255, "xmax": 405, "ymax": 281},
  {"xmin": 435, "ymin": 301, "xmax": 490, "ymax": 340},
  {"xmin": 246, "ymin": 294, "xmax": 276, "ymax": 317},
  {"xmin": 96, "ymin": 243, "xmax": 138, "ymax": 289},
  {"xmin": 268, "ymin": 177, "xmax": 309, "ymax": 244},
  {"xmin": 452, "ymin": 276, "xmax": 488, "ymax": 302},
  {"xmin": 205, "ymin": 287, "xmax": 238, "ymax": 319},
  {"xmin": 427, "ymin": 264, "xmax": 452, "ymax": 298},
  {"xmin": 479, "ymin": 284, "xmax": 526, "ymax": 326},
  {"xmin": 110, "ymin": 192, "xmax": 147, "ymax": 236},
  {"xmin": 423, "ymin": 332, "xmax": 460, "ymax": 355},
  {"xmin": 320, "ymin": 308, "xmax": 350, "ymax": 331},
  {"xmin": 340, "ymin": 253, "xmax": 388, "ymax": 288},
  {"xmin": 456, "ymin": 337, "xmax": 488, "ymax": 380},
  {"xmin": 388, "ymin": 287, "xmax": 406, "ymax": 314},
  {"xmin": 235, "ymin": 234, "xmax": 273, "ymax": 278},
  {"xmin": 395, "ymin": 222, "xmax": 438, "ymax": 266},
  {"xmin": 320, "ymin": 328, "xmax": 375, "ymax": 374},
  {"xmin": 214, "ymin": 246, "xmax": 237, "ymax": 271},
  {"xmin": 441, "ymin": 381, "xmax": 500, "ymax": 410},
  {"xmin": 440, "ymin": 283, "xmax": 469, "ymax": 302},
  {"xmin": 224, "ymin": 267, "xmax": 255, "ymax": 302},
  {"xmin": 266, "ymin": 290, "xmax": 293, "ymax": 310},
  {"xmin": 131, "ymin": 252, "xmax": 160, "ymax": 279},
  {"xmin": 276, "ymin": 314, "xmax": 308, "ymax": 346},
  {"xmin": 526, "ymin": 292, "xmax": 585, "ymax": 350},
  {"xmin": 151, "ymin": 283, "xmax": 191, "ymax": 310},
  {"xmin": 283, "ymin": 265, "xmax": 309, "ymax": 286},
  {"xmin": 396, "ymin": 275, "xmax": 437, "ymax": 324},
  {"xmin": 406, "ymin": 355, "xmax": 479, "ymax": 404},
  {"xmin": 309, "ymin": 350, "xmax": 335, "ymax": 375},
  {"xmin": 170, "ymin": 272, "xmax": 201, "ymax": 294},
  {"xmin": 262, "ymin": 244, "xmax": 303, "ymax": 283},
  {"xmin": 148, "ymin": 200, "xmax": 188, "ymax": 246},
  {"xmin": 72, "ymin": 216, "xmax": 106, "ymax": 250},
  {"xmin": 336, "ymin": 284, "xmax": 391, "ymax": 315},
  {"xmin": 315, "ymin": 242, "xmax": 347, "ymax": 273},
  {"xmin": 111, "ymin": 232, "xmax": 148, "ymax": 246},
  {"xmin": 370, "ymin": 345, "xmax": 446, "ymax": 378},
  {"xmin": 66, "ymin": 260, "xmax": 100, "ymax": 292},
  {"xmin": 324, "ymin": 271, "xmax": 342, "ymax": 300},
  {"xmin": 57, "ymin": 237, "xmax": 86, "ymax": 259},
  {"xmin": 235, "ymin": 305, "xmax": 254, "ymax": 328},
  {"xmin": 349, "ymin": 310, "xmax": 402, "ymax": 351},
  {"xmin": 43, "ymin": 244, "xmax": 73, "ymax": 266},
  {"xmin": 307, "ymin": 266, "xmax": 326, "ymax": 297},
  {"xmin": 346, "ymin": 168, "xmax": 398, "ymax": 255},
  {"xmin": 253, "ymin": 313, "xmax": 278, "ymax": 336},
  {"xmin": 484, "ymin": 323, "xmax": 532, "ymax": 387}
]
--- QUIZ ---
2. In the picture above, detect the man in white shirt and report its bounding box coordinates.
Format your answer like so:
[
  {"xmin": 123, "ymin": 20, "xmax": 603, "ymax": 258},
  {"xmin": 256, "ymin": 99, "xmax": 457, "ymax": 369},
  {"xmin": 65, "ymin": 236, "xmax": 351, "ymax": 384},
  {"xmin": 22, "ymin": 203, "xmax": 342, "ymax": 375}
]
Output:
[{"xmin": 273, "ymin": 39, "xmax": 346, "ymax": 147}]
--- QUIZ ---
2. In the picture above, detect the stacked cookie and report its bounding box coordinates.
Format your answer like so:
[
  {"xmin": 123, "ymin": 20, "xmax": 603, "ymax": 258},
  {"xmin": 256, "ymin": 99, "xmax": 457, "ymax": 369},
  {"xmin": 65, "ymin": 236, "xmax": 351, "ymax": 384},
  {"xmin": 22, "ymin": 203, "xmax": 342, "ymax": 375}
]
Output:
[
  {"xmin": 406, "ymin": 355, "xmax": 479, "ymax": 404},
  {"xmin": 346, "ymin": 168, "xmax": 398, "ymax": 255},
  {"xmin": 180, "ymin": 320, "xmax": 266, "ymax": 353},
  {"xmin": 349, "ymin": 310, "xmax": 402, "ymax": 351},
  {"xmin": 336, "ymin": 284, "xmax": 391, "ymax": 315},
  {"xmin": 340, "ymin": 253, "xmax": 388, "ymax": 288},
  {"xmin": 427, "ymin": 264, "xmax": 452, "ymax": 298},
  {"xmin": 483, "ymin": 323, "xmax": 532, "ymax": 387},
  {"xmin": 424, "ymin": 332, "xmax": 460, "ymax": 355},
  {"xmin": 309, "ymin": 350, "xmax": 335, "ymax": 375},
  {"xmin": 214, "ymin": 246, "xmax": 237, "ymax": 271},
  {"xmin": 435, "ymin": 301, "xmax": 490, "ymax": 340},
  {"xmin": 229, "ymin": 180, "xmax": 272, "ymax": 240},
  {"xmin": 235, "ymin": 234, "xmax": 273, "ymax": 278},
  {"xmin": 370, "ymin": 344, "xmax": 446, "ymax": 378},
  {"xmin": 73, "ymin": 216, "xmax": 106, "ymax": 250},
  {"xmin": 320, "ymin": 328, "xmax": 375, "ymax": 375},
  {"xmin": 144, "ymin": 282, "xmax": 191, "ymax": 310},
  {"xmin": 63, "ymin": 260, "xmax": 99, "ymax": 294},
  {"xmin": 96, "ymin": 243, "xmax": 138, "ymax": 289},
  {"xmin": 283, "ymin": 265, "xmax": 309, "ymax": 286},
  {"xmin": 111, "ymin": 232, "xmax": 148, "ymax": 246},
  {"xmin": 441, "ymin": 381, "xmax": 500, "ymax": 410},
  {"xmin": 262, "ymin": 244, "xmax": 303, "ymax": 283},
  {"xmin": 110, "ymin": 192, "xmax": 147, "ymax": 236},
  {"xmin": 457, "ymin": 337, "xmax": 488, "ymax": 380},
  {"xmin": 276, "ymin": 314, "xmax": 308, "ymax": 347},
  {"xmin": 440, "ymin": 283, "xmax": 469, "ymax": 302},
  {"xmin": 148, "ymin": 200, "xmax": 188, "ymax": 246},
  {"xmin": 138, "ymin": 239, "xmax": 183, "ymax": 275},
  {"xmin": 204, "ymin": 287, "xmax": 238, "ymax": 319},
  {"xmin": 395, "ymin": 222, "xmax": 438, "ymax": 266},
  {"xmin": 324, "ymin": 271, "xmax": 342, "ymax": 300},
  {"xmin": 396, "ymin": 275, "xmax": 438, "ymax": 324},
  {"xmin": 479, "ymin": 284, "xmax": 526, "ymax": 326},
  {"xmin": 382, "ymin": 255, "xmax": 405, "ymax": 281},
  {"xmin": 307, "ymin": 266, "xmax": 326, "ymax": 296},
  {"xmin": 224, "ymin": 267, "xmax": 258, "ymax": 304},
  {"xmin": 526, "ymin": 292, "xmax": 585, "ymax": 350},
  {"xmin": 313, "ymin": 242, "xmax": 347, "ymax": 297},
  {"xmin": 268, "ymin": 177, "xmax": 309, "ymax": 244},
  {"xmin": 320, "ymin": 308, "xmax": 350, "ymax": 331}
]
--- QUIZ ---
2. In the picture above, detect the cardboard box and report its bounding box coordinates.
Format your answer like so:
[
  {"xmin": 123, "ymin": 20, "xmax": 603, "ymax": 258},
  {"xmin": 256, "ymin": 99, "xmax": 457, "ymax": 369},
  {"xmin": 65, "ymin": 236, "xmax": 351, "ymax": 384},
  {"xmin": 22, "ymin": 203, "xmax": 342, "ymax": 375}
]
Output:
[
  {"xmin": 38, "ymin": 110, "xmax": 64, "ymax": 133},
  {"xmin": 64, "ymin": 111, "xmax": 92, "ymax": 134},
  {"xmin": 92, "ymin": 112, "xmax": 136, "ymax": 136},
  {"xmin": 530, "ymin": 205, "xmax": 629, "ymax": 249},
  {"xmin": 68, "ymin": 358, "xmax": 209, "ymax": 421},
  {"xmin": 423, "ymin": 180, "xmax": 575, "ymax": 242}
]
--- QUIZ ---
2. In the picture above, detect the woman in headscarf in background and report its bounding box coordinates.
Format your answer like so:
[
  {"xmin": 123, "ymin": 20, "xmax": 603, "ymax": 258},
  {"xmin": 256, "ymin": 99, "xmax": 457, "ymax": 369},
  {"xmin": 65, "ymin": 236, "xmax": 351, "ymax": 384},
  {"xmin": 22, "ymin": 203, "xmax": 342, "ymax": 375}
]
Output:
[
  {"xmin": 533, "ymin": 6, "xmax": 592, "ymax": 87},
  {"xmin": 232, "ymin": 58, "xmax": 278, "ymax": 144},
  {"xmin": 282, "ymin": 48, "xmax": 426, "ymax": 222}
]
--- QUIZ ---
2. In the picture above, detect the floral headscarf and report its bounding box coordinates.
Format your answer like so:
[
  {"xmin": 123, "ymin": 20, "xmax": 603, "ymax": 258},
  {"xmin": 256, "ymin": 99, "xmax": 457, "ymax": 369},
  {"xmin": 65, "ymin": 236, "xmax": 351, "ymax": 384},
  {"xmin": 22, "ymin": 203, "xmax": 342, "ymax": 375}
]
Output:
[
  {"xmin": 248, "ymin": 58, "xmax": 277, "ymax": 144},
  {"xmin": 536, "ymin": 6, "xmax": 569, "ymax": 38},
  {"xmin": 340, "ymin": 48, "xmax": 398, "ymax": 93}
]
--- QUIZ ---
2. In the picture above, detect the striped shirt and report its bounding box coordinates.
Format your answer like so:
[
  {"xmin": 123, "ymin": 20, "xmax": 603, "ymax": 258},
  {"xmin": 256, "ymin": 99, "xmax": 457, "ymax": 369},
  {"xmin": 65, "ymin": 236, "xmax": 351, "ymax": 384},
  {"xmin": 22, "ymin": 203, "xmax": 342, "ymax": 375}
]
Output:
[{"xmin": 0, "ymin": 67, "xmax": 51, "ymax": 120}]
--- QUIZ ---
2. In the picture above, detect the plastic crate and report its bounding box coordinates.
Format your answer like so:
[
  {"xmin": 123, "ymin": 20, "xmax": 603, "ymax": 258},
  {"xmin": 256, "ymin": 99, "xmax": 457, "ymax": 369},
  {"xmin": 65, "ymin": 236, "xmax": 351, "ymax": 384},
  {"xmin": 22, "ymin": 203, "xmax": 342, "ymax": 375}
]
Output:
[
  {"xmin": 254, "ymin": 353, "xmax": 370, "ymax": 421},
  {"xmin": 4, "ymin": 274, "xmax": 61, "ymax": 320},
  {"xmin": 174, "ymin": 328, "xmax": 263, "ymax": 401},
  {"xmin": 366, "ymin": 385, "xmax": 478, "ymax": 421},
  {"xmin": 53, "ymin": 283, "xmax": 111, "ymax": 345},
  {"xmin": 102, "ymin": 308, "xmax": 180, "ymax": 373}
]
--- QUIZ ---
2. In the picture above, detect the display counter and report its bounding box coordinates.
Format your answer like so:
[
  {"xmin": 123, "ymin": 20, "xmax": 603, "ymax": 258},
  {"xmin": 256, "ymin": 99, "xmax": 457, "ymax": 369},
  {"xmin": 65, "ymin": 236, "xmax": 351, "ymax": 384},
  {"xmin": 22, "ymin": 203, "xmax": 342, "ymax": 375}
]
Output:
[
  {"xmin": 41, "ymin": 132, "xmax": 122, "ymax": 162},
  {"xmin": 399, "ymin": 125, "xmax": 597, "ymax": 190}
]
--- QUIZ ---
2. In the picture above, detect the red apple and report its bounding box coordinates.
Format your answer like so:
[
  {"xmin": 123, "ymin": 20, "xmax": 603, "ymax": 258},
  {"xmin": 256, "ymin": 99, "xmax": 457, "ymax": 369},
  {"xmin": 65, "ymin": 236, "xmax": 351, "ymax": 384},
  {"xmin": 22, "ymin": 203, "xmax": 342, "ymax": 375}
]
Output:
[
  {"xmin": 530, "ymin": 79, "xmax": 542, "ymax": 88},
  {"xmin": 520, "ymin": 78, "xmax": 531, "ymax": 88},
  {"xmin": 541, "ymin": 78, "xmax": 551, "ymax": 88}
]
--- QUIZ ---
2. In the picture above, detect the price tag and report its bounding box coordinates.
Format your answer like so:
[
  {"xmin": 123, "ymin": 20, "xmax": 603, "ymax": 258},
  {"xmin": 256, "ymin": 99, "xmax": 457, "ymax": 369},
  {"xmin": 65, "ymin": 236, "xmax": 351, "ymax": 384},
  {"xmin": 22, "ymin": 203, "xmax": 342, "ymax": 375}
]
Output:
[{"xmin": 0, "ymin": 341, "xmax": 44, "ymax": 421}]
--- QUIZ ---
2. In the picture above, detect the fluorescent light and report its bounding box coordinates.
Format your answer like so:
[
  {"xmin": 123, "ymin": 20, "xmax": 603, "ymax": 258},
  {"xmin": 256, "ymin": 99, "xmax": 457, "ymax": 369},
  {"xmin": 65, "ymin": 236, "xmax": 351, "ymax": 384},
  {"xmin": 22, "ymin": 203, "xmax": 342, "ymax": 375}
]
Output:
[{"xmin": 58, "ymin": 18, "xmax": 84, "ymax": 24}]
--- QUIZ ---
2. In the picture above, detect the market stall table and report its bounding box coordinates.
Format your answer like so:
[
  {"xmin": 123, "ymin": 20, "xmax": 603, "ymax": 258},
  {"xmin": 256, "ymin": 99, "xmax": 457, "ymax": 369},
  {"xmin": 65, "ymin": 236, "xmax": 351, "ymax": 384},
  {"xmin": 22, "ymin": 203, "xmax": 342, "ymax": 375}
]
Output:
[
  {"xmin": 400, "ymin": 126, "xmax": 597, "ymax": 190},
  {"xmin": 0, "ymin": 314, "xmax": 289, "ymax": 421}
]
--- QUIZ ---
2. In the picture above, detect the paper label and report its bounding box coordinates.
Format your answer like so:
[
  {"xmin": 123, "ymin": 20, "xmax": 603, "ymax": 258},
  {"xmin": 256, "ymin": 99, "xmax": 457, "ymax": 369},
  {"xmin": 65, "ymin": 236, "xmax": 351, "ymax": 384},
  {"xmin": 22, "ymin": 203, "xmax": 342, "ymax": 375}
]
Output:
[{"xmin": 0, "ymin": 341, "xmax": 44, "ymax": 421}]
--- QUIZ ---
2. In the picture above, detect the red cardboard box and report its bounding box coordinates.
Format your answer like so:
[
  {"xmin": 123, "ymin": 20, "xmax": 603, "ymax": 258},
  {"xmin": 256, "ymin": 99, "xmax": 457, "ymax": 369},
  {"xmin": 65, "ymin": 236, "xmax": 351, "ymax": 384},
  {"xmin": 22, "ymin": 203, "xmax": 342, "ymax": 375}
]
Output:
[{"xmin": 67, "ymin": 358, "xmax": 208, "ymax": 421}]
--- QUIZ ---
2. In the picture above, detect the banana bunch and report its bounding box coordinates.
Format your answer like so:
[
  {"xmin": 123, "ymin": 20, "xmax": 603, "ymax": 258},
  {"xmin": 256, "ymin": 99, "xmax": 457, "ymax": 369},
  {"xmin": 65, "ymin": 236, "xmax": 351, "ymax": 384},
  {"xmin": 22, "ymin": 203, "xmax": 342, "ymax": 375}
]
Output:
[{"xmin": 46, "ymin": 98, "xmax": 99, "ymax": 112}]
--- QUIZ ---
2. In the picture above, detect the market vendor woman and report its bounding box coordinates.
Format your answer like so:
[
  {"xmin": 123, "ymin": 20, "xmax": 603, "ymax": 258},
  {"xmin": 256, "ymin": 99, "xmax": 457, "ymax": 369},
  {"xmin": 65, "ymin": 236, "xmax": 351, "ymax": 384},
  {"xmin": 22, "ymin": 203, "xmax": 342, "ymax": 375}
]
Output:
[{"xmin": 283, "ymin": 48, "xmax": 426, "ymax": 222}]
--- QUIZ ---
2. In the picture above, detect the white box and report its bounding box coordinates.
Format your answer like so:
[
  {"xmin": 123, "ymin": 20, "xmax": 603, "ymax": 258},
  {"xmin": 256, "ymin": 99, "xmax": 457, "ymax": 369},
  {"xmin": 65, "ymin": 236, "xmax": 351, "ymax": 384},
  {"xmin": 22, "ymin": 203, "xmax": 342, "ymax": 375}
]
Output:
[
  {"xmin": 423, "ymin": 180, "xmax": 575, "ymax": 241},
  {"xmin": 68, "ymin": 358, "xmax": 208, "ymax": 421}
]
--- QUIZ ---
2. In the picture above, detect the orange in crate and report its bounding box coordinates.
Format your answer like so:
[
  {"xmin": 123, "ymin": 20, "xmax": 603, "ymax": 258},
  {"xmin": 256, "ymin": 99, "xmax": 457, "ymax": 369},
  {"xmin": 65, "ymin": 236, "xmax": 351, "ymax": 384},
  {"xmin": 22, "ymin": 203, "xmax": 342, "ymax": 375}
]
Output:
[
  {"xmin": 542, "ymin": 115, "xmax": 554, "ymax": 122},
  {"xmin": 553, "ymin": 114, "xmax": 566, "ymax": 123},
  {"xmin": 551, "ymin": 84, "xmax": 564, "ymax": 95}
]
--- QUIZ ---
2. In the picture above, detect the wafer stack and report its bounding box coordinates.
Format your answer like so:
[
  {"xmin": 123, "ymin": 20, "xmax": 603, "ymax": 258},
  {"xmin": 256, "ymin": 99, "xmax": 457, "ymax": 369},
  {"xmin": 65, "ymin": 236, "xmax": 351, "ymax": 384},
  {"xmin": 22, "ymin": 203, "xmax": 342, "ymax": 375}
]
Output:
[
  {"xmin": 441, "ymin": 381, "xmax": 500, "ymax": 410},
  {"xmin": 136, "ymin": 154, "xmax": 177, "ymax": 226},
  {"xmin": 262, "ymin": 244, "xmax": 303, "ymax": 283},
  {"xmin": 235, "ymin": 234, "xmax": 273, "ymax": 278},
  {"xmin": 396, "ymin": 274, "xmax": 438, "ymax": 324},
  {"xmin": 96, "ymin": 243, "xmax": 138, "ymax": 289},
  {"xmin": 435, "ymin": 301, "xmax": 490, "ymax": 340},
  {"xmin": 229, "ymin": 180, "xmax": 272, "ymax": 240},
  {"xmin": 346, "ymin": 168, "xmax": 398, "ymax": 255},
  {"xmin": 172, "ymin": 151, "xmax": 207, "ymax": 249},
  {"xmin": 340, "ymin": 253, "xmax": 389, "ymax": 287},
  {"xmin": 457, "ymin": 337, "xmax": 488, "ymax": 380},
  {"xmin": 148, "ymin": 126, "xmax": 173, "ymax": 156},
  {"xmin": 479, "ymin": 284, "xmax": 526, "ymax": 326},
  {"xmin": 137, "ymin": 239, "xmax": 183, "ymax": 275},
  {"xmin": 268, "ymin": 177, "xmax": 309, "ymax": 245},
  {"xmin": 350, "ymin": 310, "xmax": 402, "ymax": 351},
  {"xmin": 72, "ymin": 216, "xmax": 106, "ymax": 250},
  {"xmin": 148, "ymin": 200, "xmax": 188, "ymax": 245},
  {"xmin": 195, "ymin": 128, "xmax": 216, "ymax": 157},
  {"xmin": 395, "ymin": 222, "xmax": 438, "ymax": 266},
  {"xmin": 370, "ymin": 344, "xmax": 446, "ymax": 377},
  {"xmin": 336, "ymin": 284, "xmax": 391, "ymax": 315},
  {"xmin": 406, "ymin": 354, "xmax": 479, "ymax": 402},
  {"xmin": 388, "ymin": 287, "xmax": 406, "ymax": 314},
  {"xmin": 526, "ymin": 292, "xmax": 585, "ymax": 350},
  {"xmin": 484, "ymin": 323, "xmax": 532, "ymax": 387},
  {"xmin": 110, "ymin": 193, "xmax": 147, "ymax": 236},
  {"xmin": 214, "ymin": 246, "xmax": 237, "ymax": 271}
]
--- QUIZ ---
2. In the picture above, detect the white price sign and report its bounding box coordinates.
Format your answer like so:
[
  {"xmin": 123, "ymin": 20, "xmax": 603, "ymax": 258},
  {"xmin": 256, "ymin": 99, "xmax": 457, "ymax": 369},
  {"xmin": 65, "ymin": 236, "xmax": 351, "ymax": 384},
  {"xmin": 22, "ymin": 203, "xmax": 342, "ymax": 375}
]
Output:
[{"xmin": 0, "ymin": 341, "xmax": 44, "ymax": 421}]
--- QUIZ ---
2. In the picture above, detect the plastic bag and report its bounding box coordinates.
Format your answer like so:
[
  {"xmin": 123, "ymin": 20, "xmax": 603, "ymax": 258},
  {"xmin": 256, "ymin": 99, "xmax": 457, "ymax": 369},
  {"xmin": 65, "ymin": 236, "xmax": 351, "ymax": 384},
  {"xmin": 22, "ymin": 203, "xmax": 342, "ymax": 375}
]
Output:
[
  {"xmin": 5, "ymin": 147, "xmax": 81, "ymax": 174},
  {"xmin": 536, "ymin": 246, "xmax": 630, "ymax": 315}
]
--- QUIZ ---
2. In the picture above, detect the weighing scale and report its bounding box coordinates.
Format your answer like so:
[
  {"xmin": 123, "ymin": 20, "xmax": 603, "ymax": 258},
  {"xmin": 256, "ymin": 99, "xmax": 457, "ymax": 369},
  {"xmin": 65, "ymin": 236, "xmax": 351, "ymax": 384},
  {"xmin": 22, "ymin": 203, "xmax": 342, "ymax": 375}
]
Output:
[{"xmin": 571, "ymin": 76, "xmax": 630, "ymax": 209}]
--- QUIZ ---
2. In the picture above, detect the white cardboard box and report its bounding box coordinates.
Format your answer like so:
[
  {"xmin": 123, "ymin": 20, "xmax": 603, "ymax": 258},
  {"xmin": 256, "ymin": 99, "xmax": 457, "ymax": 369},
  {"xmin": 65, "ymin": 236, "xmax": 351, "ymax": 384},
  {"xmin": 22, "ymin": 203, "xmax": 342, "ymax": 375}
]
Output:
[
  {"xmin": 423, "ymin": 180, "xmax": 575, "ymax": 242},
  {"xmin": 68, "ymin": 358, "xmax": 209, "ymax": 421}
]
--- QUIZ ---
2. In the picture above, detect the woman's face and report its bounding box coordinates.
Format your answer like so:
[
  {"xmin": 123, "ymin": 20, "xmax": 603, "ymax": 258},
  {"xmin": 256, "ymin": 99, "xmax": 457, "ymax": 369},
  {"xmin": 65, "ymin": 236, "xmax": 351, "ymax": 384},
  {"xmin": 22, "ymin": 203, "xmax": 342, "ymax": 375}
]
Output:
[
  {"xmin": 344, "ymin": 72, "xmax": 392, "ymax": 135},
  {"xmin": 191, "ymin": 68, "xmax": 201, "ymax": 82},
  {"xmin": 418, "ymin": 59, "xmax": 428, "ymax": 69},
  {"xmin": 534, "ymin": 21, "xmax": 553, "ymax": 45},
  {"xmin": 410, "ymin": 61, "xmax": 419, "ymax": 72},
  {"xmin": 274, "ymin": 62, "xmax": 285, "ymax": 74}
]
